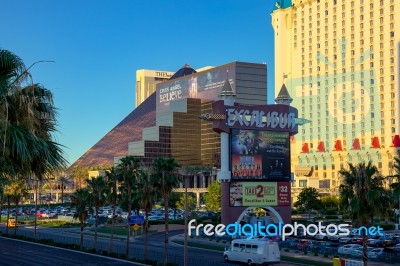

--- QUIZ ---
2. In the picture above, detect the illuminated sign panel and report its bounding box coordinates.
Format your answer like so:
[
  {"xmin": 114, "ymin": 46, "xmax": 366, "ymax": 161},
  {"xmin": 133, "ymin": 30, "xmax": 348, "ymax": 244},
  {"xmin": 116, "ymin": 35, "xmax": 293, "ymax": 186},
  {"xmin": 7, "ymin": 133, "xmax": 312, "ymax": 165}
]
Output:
[
  {"xmin": 231, "ymin": 129, "xmax": 290, "ymax": 181},
  {"xmin": 229, "ymin": 181, "xmax": 290, "ymax": 207}
]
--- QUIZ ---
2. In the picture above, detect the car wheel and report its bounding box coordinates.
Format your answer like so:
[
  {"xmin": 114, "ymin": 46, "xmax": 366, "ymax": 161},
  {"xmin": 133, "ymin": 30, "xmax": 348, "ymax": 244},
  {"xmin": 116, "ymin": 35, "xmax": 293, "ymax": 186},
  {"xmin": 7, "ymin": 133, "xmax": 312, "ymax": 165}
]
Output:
[
  {"xmin": 224, "ymin": 255, "xmax": 229, "ymax": 262},
  {"xmin": 247, "ymin": 259, "xmax": 253, "ymax": 266}
]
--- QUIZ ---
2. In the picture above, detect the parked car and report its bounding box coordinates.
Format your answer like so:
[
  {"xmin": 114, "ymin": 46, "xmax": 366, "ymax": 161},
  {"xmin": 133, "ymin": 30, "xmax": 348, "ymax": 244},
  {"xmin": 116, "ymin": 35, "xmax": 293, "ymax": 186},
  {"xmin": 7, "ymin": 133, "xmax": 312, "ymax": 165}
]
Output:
[
  {"xmin": 352, "ymin": 246, "xmax": 373, "ymax": 259},
  {"xmin": 351, "ymin": 237, "xmax": 363, "ymax": 245},
  {"xmin": 315, "ymin": 233, "xmax": 329, "ymax": 241},
  {"xmin": 394, "ymin": 243, "xmax": 400, "ymax": 252},
  {"xmin": 368, "ymin": 248, "xmax": 385, "ymax": 259},
  {"xmin": 367, "ymin": 235, "xmax": 389, "ymax": 247},
  {"xmin": 338, "ymin": 237, "xmax": 352, "ymax": 244},
  {"xmin": 338, "ymin": 244, "xmax": 363, "ymax": 256}
]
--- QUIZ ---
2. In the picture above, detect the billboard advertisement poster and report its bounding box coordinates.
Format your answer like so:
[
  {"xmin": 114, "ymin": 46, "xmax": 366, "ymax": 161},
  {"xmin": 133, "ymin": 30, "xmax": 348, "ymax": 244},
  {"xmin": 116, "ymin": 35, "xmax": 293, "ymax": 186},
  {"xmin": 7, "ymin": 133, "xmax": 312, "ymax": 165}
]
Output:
[
  {"xmin": 232, "ymin": 155, "xmax": 262, "ymax": 179},
  {"xmin": 156, "ymin": 65, "xmax": 235, "ymax": 113},
  {"xmin": 229, "ymin": 181, "xmax": 290, "ymax": 207},
  {"xmin": 231, "ymin": 129, "xmax": 290, "ymax": 180}
]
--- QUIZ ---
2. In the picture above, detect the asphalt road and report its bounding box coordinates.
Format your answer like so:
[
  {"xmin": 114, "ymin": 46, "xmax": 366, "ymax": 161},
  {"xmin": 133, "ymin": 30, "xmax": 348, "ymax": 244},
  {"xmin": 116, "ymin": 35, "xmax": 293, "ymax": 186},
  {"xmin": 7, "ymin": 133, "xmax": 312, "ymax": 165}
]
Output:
[
  {"xmin": 0, "ymin": 226, "xmax": 300, "ymax": 266},
  {"xmin": 0, "ymin": 237, "xmax": 143, "ymax": 266}
]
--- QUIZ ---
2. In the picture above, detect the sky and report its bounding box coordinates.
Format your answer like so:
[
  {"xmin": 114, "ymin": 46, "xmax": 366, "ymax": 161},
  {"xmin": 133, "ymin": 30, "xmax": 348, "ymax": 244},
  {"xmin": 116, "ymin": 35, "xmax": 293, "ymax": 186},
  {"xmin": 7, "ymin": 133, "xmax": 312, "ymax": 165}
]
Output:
[{"xmin": 1, "ymin": 0, "xmax": 276, "ymax": 165}]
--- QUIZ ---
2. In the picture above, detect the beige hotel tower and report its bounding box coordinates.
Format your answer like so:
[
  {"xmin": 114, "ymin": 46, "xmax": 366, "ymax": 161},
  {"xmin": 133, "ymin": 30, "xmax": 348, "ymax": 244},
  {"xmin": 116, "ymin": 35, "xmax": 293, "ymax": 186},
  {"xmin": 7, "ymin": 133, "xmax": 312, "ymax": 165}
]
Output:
[
  {"xmin": 135, "ymin": 69, "xmax": 174, "ymax": 107},
  {"xmin": 271, "ymin": 0, "xmax": 400, "ymax": 201}
]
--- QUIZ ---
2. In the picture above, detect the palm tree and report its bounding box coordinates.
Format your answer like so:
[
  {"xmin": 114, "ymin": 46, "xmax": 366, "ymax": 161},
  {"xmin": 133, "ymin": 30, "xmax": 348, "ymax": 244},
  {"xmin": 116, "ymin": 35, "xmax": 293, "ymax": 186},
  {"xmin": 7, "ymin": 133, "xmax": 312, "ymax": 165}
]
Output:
[
  {"xmin": 57, "ymin": 175, "xmax": 72, "ymax": 204},
  {"xmin": 388, "ymin": 156, "xmax": 400, "ymax": 224},
  {"xmin": 0, "ymin": 49, "xmax": 67, "ymax": 179},
  {"xmin": 151, "ymin": 157, "xmax": 180, "ymax": 265},
  {"xmin": 71, "ymin": 188, "xmax": 92, "ymax": 251},
  {"xmin": 105, "ymin": 167, "xmax": 119, "ymax": 254},
  {"xmin": 4, "ymin": 177, "xmax": 27, "ymax": 236},
  {"xmin": 86, "ymin": 175, "xmax": 109, "ymax": 252},
  {"xmin": 0, "ymin": 176, "xmax": 9, "ymax": 224},
  {"xmin": 339, "ymin": 161, "xmax": 385, "ymax": 266},
  {"xmin": 116, "ymin": 155, "xmax": 142, "ymax": 258},
  {"xmin": 138, "ymin": 169, "xmax": 156, "ymax": 261}
]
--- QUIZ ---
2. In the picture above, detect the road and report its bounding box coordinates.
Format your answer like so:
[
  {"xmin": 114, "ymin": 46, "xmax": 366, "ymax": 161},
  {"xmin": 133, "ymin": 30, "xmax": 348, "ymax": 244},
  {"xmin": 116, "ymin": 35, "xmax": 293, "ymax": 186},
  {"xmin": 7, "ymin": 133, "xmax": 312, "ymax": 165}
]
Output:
[
  {"xmin": 0, "ymin": 237, "xmax": 143, "ymax": 266},
  {"xmin": 0, "ymin": 225, "xmax": 300, "ymax": 266}
]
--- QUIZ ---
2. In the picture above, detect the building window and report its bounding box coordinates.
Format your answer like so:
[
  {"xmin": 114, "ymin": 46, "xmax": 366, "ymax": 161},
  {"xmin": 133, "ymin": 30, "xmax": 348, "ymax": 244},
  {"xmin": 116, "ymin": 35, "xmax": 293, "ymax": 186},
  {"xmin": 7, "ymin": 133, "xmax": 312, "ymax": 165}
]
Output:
[{"xmin": 299, "ymin": 180, "xmax": 308, "ymax": 188}]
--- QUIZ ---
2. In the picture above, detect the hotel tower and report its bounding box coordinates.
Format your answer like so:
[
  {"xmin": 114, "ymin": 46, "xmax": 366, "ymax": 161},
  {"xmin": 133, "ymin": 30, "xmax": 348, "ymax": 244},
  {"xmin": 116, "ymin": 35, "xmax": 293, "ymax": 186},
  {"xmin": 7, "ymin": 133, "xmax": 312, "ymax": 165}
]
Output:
[{"xmin": 272, "ymin": 0, "xmax": 400, "ymax": 201}]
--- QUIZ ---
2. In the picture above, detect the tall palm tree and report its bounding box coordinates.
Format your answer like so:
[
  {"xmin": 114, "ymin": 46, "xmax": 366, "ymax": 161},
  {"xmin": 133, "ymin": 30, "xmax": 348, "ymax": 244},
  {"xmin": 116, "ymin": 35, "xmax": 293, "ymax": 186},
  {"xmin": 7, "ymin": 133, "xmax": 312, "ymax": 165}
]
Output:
[
  {"xmin": 116, "ymin": 155, "xmax": 142, "ymax": 258},
  {"xmin": 0, "ymin": 49, "xmax": 67, "ymax": 178},
  {"xmin": 57, "ymin": 175, "xmax": 72, "ymax": 203},
  {"xmin": 4, "ymin": 176, "xmax": 27, "ymax": 236},
  {"xmin": 388, "ymin": 156, "xmax": 400, "ymax": 224},
  {"xmin": 0, "ymin": 175, "xmax": 9, "ymax": 224},
  {"xmin": 151, "ymin": 157, "xmax": 180, "ymax": 265},
  {"xmin": 86, "ymin": 175, "xmax": 109, "ymax": 252},
  {"xmin": 138, "ymin": 169, "xmax": 156, "ymax": 261},
  {"xmin": 71, "ymin": 188, "xmax": 92, "ymax": 251},
  {"xmin": 105, "ymin": 167, "xmax": 119, "ymax": 254},
  {"xmin": 339, "ymin": 161, "xmax": 385, "ymax": 266}
]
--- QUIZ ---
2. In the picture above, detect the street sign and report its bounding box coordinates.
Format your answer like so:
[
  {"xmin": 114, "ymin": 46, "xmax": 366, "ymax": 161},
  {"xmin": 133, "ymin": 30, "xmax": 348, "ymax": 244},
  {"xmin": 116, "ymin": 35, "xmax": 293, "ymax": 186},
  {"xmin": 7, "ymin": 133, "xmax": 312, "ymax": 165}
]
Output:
[
  {"xmin": 129, "ymin": 215, "xmax": 145, "ymax": 225},
  {"xmin": 133, "ymin": 224, "xmax": 140, "ymax": 231}
]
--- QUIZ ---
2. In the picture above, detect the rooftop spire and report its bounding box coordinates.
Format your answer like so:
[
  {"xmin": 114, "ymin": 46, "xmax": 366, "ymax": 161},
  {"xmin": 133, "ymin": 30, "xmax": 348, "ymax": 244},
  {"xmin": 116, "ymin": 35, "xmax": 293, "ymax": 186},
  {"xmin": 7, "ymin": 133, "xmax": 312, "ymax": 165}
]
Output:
[
  {"xmin": 218, "ymin": 79, "xmax": 236, "ymax": 98},
  {"xmin": 275, "ymin": 83, "xmax": 293, "ymax": 105}
]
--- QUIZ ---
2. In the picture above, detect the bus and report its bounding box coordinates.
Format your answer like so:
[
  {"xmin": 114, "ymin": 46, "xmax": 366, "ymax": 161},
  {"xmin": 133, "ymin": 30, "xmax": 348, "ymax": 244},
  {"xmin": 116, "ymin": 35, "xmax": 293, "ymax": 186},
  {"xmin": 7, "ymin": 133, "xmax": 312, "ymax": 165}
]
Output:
[{"xmin": 223, "ymin": 239, "xmax": 280, "ymax": 265}]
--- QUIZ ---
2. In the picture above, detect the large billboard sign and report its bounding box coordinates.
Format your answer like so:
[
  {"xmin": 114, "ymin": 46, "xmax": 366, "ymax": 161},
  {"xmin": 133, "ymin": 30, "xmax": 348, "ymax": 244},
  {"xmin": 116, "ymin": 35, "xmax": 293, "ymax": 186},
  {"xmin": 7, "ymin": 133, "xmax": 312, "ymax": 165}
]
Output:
[
  {"xmin": 229, "ymin": 181, "xmax": 290, "ymax": 207},
  {"xmin": 211, "ymin": 101, "xmax": 299, "ymax": 134},
  {"xmin": 231, "ymin": 129, "xmax": 290, "ymax": 181},
  {"xmin": 156, "ymin": 65, "xmax": 235, "ymax": 113}
]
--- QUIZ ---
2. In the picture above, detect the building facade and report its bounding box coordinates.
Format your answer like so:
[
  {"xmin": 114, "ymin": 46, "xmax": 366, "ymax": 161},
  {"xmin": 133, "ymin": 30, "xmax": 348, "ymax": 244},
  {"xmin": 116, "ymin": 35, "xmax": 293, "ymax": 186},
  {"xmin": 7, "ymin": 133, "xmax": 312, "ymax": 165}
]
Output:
[
  {"xmin": 135, "ymin": 69, "xmax": 174, "ymax": 107},
  {"xmin": 272, "ymin": 0, "xmax": 400, "ymax": 200},
  {"xmin": 124, "ymin": 61, "xmax": 268, "ymax": 167}
]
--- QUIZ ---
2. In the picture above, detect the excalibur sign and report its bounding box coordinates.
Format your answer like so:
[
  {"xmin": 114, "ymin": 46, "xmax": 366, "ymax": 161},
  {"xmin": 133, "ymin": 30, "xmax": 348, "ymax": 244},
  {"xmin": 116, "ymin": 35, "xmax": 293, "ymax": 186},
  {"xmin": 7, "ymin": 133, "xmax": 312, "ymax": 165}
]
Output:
[{"xmin": 199, "ymin": 100, "xmax": 299, "ymax": 134}]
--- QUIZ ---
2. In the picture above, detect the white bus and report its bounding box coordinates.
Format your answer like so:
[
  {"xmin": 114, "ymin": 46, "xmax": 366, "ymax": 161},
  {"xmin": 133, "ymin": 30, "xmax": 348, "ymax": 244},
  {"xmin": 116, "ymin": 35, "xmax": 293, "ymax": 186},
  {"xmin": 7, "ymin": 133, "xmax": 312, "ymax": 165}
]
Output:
[{"xmin": 223, "ymin": 239, "xmax": 280, "ymax": 265}]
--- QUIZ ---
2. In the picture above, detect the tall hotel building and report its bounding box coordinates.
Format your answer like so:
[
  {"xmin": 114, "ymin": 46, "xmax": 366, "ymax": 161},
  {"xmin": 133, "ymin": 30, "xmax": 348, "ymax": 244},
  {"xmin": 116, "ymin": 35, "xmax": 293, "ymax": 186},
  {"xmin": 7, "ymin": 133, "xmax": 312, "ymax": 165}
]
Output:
[
  {"xmin": 135, "ymin": 69, "xmax": 174, "ymax": 107},
  {"xmin": 272, "ymin": 0, "xmax": 400, "ymax": 199}
]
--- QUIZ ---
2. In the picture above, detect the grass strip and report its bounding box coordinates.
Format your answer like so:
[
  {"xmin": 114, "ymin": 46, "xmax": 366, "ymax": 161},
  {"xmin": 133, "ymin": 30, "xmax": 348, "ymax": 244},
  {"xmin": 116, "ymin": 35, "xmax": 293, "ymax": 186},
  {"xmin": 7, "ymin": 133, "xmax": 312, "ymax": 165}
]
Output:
[
  {"xmin": 172, "ymin": 240, "xmax": 225, "ymax": 251},
  {"xmin": 280, "ymin": 255, "xmax": 332, "ymax": 266}
]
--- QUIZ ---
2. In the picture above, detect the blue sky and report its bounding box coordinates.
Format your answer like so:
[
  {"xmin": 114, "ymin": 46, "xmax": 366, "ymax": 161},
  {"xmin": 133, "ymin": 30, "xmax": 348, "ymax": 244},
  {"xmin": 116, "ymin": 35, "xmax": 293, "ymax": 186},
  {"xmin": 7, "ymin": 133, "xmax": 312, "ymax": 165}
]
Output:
[{"xmin": 1, "ymin": 0, "xmax": 276, "ymax": 165}]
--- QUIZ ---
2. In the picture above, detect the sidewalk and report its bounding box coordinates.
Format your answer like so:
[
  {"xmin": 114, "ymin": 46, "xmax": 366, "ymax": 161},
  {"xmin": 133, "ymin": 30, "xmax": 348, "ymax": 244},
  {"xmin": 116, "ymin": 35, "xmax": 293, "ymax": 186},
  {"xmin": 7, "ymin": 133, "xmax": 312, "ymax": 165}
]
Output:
[{"xmin": 172, "ymin": 234, "xmax": 399, "ymax": 266}]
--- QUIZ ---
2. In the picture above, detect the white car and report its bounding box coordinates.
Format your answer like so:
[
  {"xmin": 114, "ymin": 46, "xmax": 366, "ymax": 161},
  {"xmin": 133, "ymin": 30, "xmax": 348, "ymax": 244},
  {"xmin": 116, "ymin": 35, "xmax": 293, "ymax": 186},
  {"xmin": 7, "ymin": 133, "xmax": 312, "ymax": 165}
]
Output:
[
  {"xmin": 338, "ymin": 237, "xmax": 352, "ymax": 244},
  {"xmin": 315, "ymin": 233, "xmax": 329, "ymax": 241},
  {"xmin": 338, "ymin": 244, "xmax": 362, "ymax": 256},
  {"xmin": 368, "ymin": 248, "xmax": 384, "ymax": 259},
  {"xmin": 352, "ymin": 246, "xmax": 373, "ymax": 259}
]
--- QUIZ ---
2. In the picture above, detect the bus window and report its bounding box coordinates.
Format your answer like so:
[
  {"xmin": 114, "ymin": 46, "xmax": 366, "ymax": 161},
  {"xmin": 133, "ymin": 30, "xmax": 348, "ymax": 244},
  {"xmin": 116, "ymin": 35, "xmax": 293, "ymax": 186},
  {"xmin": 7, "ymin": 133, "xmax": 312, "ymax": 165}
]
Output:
[
  {"xmin": 245, "ymin": 244, "xmax": 252, "ymax": 253},
  {"xmin": 252, "ymin": 245, "xmax": 258, "ymax": 253},
  {"xmin": 233, "ymin": 243, "xmax": 240, "ymax": 251},
  {"xmin": 240, "ymin": 244, "xmax": 246, "ymax": 252}
]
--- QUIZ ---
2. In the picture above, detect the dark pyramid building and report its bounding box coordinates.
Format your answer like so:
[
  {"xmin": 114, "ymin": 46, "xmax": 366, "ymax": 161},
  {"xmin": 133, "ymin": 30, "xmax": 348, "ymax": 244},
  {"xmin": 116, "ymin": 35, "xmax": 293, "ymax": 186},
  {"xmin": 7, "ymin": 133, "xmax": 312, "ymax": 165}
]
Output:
[
  {"xmin": 169, "ymin": 64, "xmax": 196, "ymax": 80},
  {"xmin": 69, "ymin": 92, "xmax": 156, "ymax": 169},
  {"xmin": 70, "ymin": 61, "xmax": 268, "ymax": 171}
]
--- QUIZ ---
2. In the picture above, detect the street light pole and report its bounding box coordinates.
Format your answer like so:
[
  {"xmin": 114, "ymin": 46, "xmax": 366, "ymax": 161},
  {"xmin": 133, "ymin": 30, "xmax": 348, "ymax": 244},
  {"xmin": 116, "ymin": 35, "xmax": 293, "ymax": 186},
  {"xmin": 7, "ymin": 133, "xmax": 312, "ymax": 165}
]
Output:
[
  {"xmin": 34, "ymin": 178, "xmax": 38, "ymax": 240},
  {"xmin": 184, "ymin": 175, "xmax": 188, "ymax": 266}
]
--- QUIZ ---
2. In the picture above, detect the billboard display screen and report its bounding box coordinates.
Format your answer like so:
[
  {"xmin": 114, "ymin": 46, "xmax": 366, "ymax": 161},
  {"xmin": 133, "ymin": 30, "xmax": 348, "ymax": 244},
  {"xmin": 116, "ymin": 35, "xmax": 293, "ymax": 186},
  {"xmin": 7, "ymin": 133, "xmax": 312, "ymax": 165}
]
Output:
[
  {"xmin": 231, "ymin": 129, "xmax": 290, "ymax": 180},
  {"xmin": 229, "ymin": 181, "xmax": 290, "ymax": 207}
]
